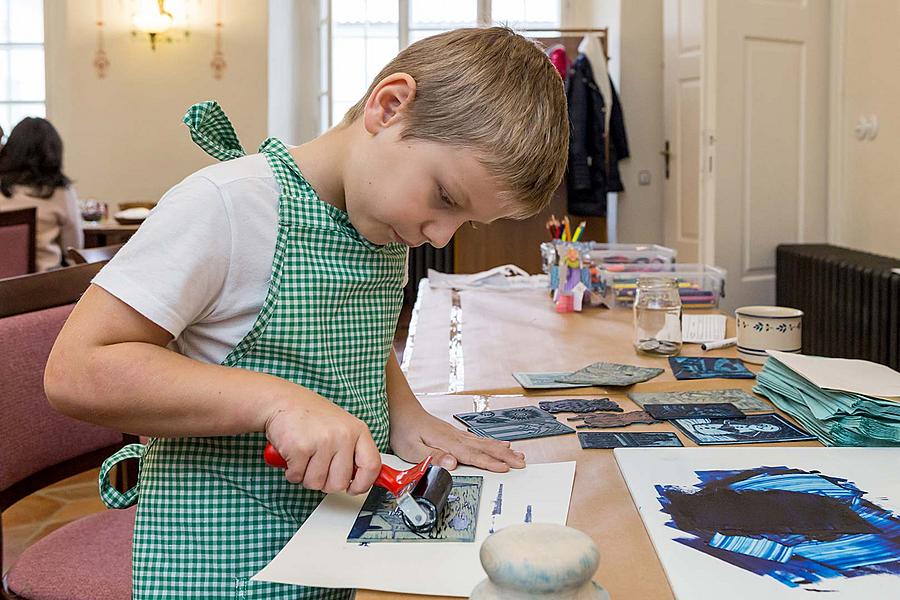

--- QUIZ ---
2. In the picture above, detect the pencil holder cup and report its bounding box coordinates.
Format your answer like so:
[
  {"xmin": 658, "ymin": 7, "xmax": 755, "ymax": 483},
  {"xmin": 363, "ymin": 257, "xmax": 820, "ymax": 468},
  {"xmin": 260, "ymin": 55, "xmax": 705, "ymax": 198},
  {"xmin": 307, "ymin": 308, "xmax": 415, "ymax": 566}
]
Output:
[
  {"xmin": 470, "ymin": 523, "xmax": 610, "ymax": 600},
  {"xmin": 735, "ymin": 305, "xmax": 803, "ymax": 364}
]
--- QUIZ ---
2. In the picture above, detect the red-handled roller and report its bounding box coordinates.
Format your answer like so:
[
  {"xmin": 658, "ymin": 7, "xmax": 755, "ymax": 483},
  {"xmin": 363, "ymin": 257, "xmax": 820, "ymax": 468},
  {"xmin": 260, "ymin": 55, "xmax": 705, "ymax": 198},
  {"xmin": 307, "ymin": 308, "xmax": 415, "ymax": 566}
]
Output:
[{"xmin": 263, "ymin": 442, "xmax": 452, "ymax": 533}]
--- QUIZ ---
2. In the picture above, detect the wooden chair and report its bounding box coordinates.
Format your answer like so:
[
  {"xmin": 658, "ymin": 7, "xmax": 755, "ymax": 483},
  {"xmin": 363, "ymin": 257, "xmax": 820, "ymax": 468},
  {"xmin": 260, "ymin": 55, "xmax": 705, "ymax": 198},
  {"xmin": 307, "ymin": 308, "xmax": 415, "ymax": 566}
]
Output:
[
  {"xmin": 0, "ymin": 207, "xmax": 37, "ymax": 279},
  {"xmin": 66, "ymin": 243, "xmax": 124, "ymax": 265},
  {"xmin": 0, "ymin": 263, "xmax": 137, "ymax": 599}
]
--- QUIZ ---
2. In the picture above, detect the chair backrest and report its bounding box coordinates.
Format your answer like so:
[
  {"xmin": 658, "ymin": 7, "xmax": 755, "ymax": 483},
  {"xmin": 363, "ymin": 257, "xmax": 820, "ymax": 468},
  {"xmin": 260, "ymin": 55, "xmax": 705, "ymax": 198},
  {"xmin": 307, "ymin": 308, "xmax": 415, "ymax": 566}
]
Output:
[
  {"xmin": 0, "ymin": 263, "xmax": 132, "ymax": 512},
  {"xmin": 67, "ymin": 243, "xmax": 124, "ymax": 265},
  {"xmin": 0, "ymin": 261, "xmax": 105, "ymax": 318},
  {"xmin": 0, "ymin": 207, "xmax": 37, "ymax": 278}
]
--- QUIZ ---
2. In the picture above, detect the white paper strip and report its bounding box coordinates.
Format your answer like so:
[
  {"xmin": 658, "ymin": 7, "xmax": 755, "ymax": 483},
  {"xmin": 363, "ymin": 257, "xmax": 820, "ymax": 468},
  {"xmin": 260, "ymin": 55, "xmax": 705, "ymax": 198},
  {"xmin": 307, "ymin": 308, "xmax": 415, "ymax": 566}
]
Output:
[{"xmin": 253, "ymin": 456, "xmax": 577, "ymax": 597}]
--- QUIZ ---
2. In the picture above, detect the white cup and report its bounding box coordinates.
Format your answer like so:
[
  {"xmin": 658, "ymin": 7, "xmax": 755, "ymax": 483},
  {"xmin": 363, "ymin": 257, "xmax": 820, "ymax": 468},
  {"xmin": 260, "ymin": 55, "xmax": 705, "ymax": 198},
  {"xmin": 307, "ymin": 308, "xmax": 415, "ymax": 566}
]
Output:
[{"xmin": 734, "ymin": 305, "xmax": 803, "ymax": 364}]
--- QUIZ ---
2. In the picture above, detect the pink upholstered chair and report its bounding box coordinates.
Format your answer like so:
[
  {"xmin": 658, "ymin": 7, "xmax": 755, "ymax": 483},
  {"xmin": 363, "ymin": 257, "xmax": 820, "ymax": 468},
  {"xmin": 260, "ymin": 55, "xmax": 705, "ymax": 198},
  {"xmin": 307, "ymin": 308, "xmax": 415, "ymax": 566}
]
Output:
[
  {"xmin": 0, "ymin": 207, "xmax": 37, "ymax": 279},
  {"xmin": 0, "ymin": 263, "xmax": 137, "ymax": 600}
]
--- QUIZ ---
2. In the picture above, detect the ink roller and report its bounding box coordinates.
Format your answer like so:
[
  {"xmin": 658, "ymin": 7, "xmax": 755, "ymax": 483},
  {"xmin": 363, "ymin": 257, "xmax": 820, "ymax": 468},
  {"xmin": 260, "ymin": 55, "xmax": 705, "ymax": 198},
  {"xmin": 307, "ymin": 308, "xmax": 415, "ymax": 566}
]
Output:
[{"xmin": 263, "ymin": 444, "xmax": 453, "ymax": 533}]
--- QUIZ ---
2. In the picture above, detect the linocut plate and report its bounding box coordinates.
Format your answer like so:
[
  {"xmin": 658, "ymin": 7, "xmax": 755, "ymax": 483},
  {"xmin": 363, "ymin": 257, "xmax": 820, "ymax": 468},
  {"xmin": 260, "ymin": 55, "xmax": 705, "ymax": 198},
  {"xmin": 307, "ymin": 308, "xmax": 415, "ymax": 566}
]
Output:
[{"xmin": 347, "ymin": 475, "xmax": 482, "ymax": 543}]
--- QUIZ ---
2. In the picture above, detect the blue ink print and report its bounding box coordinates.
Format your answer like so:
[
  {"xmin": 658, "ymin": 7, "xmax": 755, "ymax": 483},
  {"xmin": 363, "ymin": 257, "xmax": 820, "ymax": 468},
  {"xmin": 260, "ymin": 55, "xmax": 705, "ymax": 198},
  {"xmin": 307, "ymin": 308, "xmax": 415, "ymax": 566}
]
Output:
[
  {"xmin": 492, "ymin": 484, "xmax": 504, "ymax": 515},
  {"xmin": 668, "ymin": 357, "xmax": 755, "ymax": 380},
  {"xmin": 524, "ymin": 505, "xmax": 533, "ymax": 523},
  {"xmin": 489, "ymin": 483, "xmax": 504, "ymax": 534},
  {"xmin": 655, "ymin": 466, "xmax": 900, "ymax": 589},
  {"xmin": 449, "ymin": 514, "xmax": 470, "ymax": 531}
]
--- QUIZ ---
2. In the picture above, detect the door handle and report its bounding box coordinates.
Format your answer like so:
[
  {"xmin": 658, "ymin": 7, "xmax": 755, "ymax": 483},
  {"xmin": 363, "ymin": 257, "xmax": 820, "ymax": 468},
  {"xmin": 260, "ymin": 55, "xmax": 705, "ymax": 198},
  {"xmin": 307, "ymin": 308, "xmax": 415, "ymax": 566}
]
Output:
[{"xmin": 660, "ymin": 140, "xmax": 671, "ymax": 179}]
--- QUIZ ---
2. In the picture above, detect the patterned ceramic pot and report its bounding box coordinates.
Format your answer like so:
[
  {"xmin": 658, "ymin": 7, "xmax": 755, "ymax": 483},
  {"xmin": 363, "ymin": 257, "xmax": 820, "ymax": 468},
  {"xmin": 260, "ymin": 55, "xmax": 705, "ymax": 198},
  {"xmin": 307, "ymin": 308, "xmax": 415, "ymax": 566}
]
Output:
[{"xmin": 735, "ymin": 305, "xmax": 803, "ymax": 364}]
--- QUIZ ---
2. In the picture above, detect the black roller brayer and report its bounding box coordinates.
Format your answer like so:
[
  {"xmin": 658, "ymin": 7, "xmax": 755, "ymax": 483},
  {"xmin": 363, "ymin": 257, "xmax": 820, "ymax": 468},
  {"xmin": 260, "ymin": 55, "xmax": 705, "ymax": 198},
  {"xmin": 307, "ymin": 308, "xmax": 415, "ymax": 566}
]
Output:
[{"xmin": 264, "ymin": 445, "xmax": 453, "ymax": 533}]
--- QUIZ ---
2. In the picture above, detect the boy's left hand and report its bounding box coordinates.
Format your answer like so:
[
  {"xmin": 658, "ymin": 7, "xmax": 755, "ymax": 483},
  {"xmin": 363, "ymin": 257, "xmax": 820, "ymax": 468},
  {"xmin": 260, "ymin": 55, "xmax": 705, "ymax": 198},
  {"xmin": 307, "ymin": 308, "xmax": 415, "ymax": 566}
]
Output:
[{"xmin": 390, "ymin": 408, "xmax": 526, "ymax": 472}]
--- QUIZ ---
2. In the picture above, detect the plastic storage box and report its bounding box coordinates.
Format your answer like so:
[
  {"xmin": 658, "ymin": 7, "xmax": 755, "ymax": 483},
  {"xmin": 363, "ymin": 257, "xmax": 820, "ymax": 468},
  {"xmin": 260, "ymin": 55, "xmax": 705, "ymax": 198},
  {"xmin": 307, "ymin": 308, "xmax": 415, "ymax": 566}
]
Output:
[
  {"xmin": 597, "ymin": 263, "xmax": 727, "ymax": 309},
  {"xmin": 540, "ymin": 242, "xmax": 676, "ymax": 275}
]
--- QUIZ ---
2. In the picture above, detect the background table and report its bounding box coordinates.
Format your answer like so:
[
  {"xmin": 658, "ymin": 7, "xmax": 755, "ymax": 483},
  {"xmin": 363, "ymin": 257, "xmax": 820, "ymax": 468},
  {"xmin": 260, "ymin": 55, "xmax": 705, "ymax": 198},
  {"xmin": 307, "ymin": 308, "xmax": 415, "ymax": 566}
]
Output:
[
  {"xmin": 357, "ymin": 284, "xmax": 820, "ymax": 600},
  {"xmin": 81, "ymin": 219, "xmax": 140, "ymax": 248}
]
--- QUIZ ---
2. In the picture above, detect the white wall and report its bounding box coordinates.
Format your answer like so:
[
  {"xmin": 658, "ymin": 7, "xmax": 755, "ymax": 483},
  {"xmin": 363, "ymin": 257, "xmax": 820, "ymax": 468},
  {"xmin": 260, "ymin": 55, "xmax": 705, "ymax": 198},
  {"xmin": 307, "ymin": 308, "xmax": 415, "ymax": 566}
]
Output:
[
  {"xmin": 268, "ymin": 0, "xmax": 321, "ymax": 145},
  {"xmin": 44, "ymin": 0, "xmax": 269, "ymax": 208},
  {"xmin": 829, "ymin": 0, "xmax": 900, "ymax": 259},
  {"xmin": 563, "ymin": 0, "xmax": 665, "ymax": 245},
  {"xmin": 615, "ymin": 0, "xmax": 664, "ymax": 245}
]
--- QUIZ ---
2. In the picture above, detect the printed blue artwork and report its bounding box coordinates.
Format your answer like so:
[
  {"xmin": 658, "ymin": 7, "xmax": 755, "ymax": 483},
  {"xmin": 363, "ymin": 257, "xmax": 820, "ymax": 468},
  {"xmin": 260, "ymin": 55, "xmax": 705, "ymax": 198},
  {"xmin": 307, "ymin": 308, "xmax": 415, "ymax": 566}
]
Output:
[
  {"xmin": 655, "ymin": 466, "xmax": 900, "ymax": 589},
  {"xmin": 672, "ymin": 414, "xmax": 816, "ymax": 445},
  {"xmin": 669, "ymin": 357, "xmax": 756, "ymax": 380}
]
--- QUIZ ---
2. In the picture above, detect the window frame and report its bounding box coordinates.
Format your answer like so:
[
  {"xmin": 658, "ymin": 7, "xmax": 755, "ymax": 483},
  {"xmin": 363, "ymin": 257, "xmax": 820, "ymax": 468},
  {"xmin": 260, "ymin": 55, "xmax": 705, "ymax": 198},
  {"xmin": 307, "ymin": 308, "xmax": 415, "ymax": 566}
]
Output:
[
  {"xmin": 0, "ymin": 0, "xmax": 46, "ymax": 140},
  {"xmin": 322, "ymin": 0, "xmax": 560, "ymax": 130}
]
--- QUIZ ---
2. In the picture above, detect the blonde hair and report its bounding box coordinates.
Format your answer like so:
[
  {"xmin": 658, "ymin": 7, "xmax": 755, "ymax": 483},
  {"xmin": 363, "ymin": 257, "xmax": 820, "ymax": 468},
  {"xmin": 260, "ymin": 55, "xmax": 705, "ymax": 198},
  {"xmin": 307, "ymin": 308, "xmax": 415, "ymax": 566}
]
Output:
[{"xmin": 341, "ymin": 27, "xmax": 568, "ymax": 219}]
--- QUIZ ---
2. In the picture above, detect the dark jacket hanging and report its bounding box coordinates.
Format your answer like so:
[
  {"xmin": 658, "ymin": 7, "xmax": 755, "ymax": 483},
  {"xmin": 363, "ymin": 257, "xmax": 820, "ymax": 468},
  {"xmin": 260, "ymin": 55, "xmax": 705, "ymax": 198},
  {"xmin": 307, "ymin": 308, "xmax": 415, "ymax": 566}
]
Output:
[{"xmin": 565, "ymin": 54, "xmax": 630, "ymax": 217}]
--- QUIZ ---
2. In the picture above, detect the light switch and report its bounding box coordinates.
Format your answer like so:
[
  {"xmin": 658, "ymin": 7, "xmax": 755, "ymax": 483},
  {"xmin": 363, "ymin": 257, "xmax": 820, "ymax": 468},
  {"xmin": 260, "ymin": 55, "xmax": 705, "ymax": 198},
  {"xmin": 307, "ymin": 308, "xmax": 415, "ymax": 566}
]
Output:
[{"xmin": 638, "ymin": 170, "xmax": 651, "ymax": 185}]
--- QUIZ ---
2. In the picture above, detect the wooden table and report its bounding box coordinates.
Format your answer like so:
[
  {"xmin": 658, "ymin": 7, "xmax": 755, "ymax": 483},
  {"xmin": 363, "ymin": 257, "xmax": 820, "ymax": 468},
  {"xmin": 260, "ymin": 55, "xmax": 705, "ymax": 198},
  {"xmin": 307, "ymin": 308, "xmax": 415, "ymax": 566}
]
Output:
[
  {"xmin": 403, "ymin": 285, "xmax": 744, "ymax": 395},
  {"xmin": 359, "ymin": 285, "xmax": 820, "ymax": 600},
  {"xmin": 81, "ymin": 219, "xmax": 140, "ymax": 248}
]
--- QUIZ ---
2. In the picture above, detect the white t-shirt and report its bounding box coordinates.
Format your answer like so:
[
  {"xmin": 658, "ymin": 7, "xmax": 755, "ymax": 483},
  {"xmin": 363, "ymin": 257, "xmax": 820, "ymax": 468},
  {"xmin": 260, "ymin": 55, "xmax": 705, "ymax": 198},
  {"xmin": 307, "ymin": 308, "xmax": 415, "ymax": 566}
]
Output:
[{"xmin": 93, "ymin": 153, "xmax": 407, "ymax": 365}]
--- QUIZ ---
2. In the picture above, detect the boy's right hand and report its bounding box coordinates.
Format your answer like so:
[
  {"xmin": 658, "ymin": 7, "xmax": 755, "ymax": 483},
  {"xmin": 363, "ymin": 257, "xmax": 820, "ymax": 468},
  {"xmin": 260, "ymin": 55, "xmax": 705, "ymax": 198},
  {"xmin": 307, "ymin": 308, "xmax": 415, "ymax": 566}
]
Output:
[{"xmin": 264, "ymin": 395, "xmax": 382, "ymax": 495}]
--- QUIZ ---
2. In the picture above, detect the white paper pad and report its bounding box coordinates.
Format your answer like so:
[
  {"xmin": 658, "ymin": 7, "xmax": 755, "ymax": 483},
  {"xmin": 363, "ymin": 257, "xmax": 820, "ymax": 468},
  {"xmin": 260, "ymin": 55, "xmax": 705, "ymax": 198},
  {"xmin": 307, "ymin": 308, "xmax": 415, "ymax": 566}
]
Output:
[
  {"xmin": 682, "ymin": 314, "xmax": 727, "ymax": 343},
  {"xmin": 767, "ymin": 350, "xmax": 900, "ymax": 400},
  {"xmin": 253, "ymin": 455, "xmax": 577, "ymax": 597},
  {"xmin": 615, "ymin": 447, "xmax": 900, "ymax": 599}
]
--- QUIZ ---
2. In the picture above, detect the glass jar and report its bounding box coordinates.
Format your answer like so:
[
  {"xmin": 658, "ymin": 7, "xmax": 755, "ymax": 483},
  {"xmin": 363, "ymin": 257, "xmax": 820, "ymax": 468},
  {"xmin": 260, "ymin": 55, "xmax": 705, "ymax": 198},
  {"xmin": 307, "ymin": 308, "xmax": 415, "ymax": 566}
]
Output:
[{"xmin": 633, "ymin": 277, "xmax": 683, "ymax": 356}]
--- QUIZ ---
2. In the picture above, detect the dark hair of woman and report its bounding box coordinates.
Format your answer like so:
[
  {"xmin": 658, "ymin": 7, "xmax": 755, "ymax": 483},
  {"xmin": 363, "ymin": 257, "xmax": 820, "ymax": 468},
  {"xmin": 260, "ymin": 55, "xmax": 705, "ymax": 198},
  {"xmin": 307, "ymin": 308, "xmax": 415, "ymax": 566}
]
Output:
[{"xmin": 0, "ymin": 117, "xmax": 72, "ymax": 199}]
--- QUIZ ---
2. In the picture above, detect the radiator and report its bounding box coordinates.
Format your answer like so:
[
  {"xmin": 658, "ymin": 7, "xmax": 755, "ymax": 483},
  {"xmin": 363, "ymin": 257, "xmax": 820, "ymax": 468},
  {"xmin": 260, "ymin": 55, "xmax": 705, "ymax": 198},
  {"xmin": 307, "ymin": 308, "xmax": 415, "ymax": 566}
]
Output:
[
  {"xmin": 404, "ymin": 240, "xmax": 454, "ymax": 305},
  {"xmin": 776, "ymin": 244, "xmax": 900, "ymax": 371}
]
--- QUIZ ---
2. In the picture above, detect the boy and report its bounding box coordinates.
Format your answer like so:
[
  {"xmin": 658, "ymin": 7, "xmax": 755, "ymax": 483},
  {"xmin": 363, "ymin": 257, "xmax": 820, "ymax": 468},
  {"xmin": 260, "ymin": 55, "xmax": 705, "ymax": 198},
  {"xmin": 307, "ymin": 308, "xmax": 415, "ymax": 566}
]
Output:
[{"xmin": 45, "ymin": 27, "xmax": 568, "ymax": 598}]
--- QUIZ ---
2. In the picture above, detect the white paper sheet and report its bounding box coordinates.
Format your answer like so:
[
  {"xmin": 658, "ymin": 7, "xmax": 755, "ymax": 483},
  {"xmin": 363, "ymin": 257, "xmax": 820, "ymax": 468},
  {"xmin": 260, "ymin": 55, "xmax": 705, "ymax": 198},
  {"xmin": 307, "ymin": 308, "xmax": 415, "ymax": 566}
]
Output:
[
  {"xmin": 615, "ymin": 447, "xmax": 900, "ymax": 600},
  {"xmin": 682, "ymin": 314, "xmax": 727, "ymax": 343},
  {"xmin": 427, "ymin": 266, "xmax": 549, "ymax": 291},
  {"xmin": 253, "ymin": 455, "xmax": 577, "ymax": 597},
  {"xmin": 767, "ymin": 350, "xmax": 900, "ymax": 399}
]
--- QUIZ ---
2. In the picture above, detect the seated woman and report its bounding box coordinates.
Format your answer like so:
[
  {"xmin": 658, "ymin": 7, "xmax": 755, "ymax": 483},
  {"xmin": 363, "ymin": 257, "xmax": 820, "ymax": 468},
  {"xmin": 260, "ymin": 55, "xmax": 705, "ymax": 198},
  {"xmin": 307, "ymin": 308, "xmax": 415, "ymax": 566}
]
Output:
[{"xmin": 0, "ymin": 117, "xmax": 82, "ymax": 271}]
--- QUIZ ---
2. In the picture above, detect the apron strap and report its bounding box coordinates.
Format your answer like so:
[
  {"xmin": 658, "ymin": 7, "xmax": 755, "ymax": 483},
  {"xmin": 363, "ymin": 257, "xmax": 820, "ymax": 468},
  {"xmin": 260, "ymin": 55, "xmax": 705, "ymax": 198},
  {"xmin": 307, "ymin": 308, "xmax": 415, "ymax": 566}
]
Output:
[
  {"xmin": 258, "ymin": 137, "xmax": 307, "ymax": 199},
  {"xmin": 98, "ymin": 443, "xmax": 146, "ymax": 509},
  {"xmin": 182, "ymin": 100, "xmax": 246, "ymax": 161}
]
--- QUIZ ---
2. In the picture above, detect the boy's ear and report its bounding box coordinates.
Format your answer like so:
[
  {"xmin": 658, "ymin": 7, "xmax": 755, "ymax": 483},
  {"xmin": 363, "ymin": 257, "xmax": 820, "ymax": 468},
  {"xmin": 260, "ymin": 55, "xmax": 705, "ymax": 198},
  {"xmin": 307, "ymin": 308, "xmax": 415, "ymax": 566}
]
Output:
[{"xmin": 363, "ymin": 72, "xmax": 417, "ymax": 134}]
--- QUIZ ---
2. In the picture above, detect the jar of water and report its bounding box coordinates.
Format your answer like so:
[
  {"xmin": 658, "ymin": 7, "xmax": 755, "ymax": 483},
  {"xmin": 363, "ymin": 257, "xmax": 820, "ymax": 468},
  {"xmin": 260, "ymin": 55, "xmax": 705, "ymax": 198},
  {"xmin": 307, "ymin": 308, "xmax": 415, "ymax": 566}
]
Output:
[{"xmin": 633, "ymin": 277, "xmax": 683, "ymax": 356}]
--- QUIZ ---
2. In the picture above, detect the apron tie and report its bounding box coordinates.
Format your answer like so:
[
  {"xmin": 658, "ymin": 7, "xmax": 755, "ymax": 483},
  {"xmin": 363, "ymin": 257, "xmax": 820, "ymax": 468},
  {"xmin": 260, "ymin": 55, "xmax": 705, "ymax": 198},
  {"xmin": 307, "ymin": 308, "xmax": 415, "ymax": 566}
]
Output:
[
  {"xmin": 98, "ymin": 443, "xmax": 146, "ymax": 509},
  {"xmin": 182, "ymin": 100, "xmax": 246, "ymax": 161}
]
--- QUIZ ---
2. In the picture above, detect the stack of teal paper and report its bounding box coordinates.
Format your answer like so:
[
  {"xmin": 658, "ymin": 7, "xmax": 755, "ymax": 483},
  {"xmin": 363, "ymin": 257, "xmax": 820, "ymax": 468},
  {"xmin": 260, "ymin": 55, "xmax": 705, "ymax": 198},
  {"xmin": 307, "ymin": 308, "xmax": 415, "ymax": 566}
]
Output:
[{"xmin": 754, "ymin": 356, "xmax": 900, "ymax": 446}]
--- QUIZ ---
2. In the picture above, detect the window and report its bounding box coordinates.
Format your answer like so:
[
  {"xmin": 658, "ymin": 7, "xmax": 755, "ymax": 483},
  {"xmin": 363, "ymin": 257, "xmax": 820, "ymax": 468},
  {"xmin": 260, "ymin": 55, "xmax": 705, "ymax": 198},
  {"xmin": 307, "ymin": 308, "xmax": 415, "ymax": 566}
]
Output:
[
  {"xmin": 0, "ymin": 0, "xmax": 45, "ymax": 140},
  {"xmin": 324, "ymin": 0, "xmax": 560, "ymax": 130}
]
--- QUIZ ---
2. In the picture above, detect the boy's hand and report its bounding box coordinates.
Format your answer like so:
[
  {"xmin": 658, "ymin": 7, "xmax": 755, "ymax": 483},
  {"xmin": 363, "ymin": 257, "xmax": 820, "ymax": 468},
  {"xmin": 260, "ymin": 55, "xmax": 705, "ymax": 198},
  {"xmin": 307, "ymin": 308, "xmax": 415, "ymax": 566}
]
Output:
[
  {"xmin": 390, "ymin": 408, "xmax": 526, "ymax": 472},
  {"xmin": 265, "ymin": 395, "xmax": 382, "ymax": 495}
]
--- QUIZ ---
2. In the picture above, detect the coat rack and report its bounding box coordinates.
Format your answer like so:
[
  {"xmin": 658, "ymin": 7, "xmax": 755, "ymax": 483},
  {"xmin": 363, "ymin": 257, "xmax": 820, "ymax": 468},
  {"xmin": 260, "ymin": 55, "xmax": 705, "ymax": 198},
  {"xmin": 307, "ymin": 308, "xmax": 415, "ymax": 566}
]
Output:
[{"xmin": 516, "ymin": 26, "xmax": 609, "ymax": 61}]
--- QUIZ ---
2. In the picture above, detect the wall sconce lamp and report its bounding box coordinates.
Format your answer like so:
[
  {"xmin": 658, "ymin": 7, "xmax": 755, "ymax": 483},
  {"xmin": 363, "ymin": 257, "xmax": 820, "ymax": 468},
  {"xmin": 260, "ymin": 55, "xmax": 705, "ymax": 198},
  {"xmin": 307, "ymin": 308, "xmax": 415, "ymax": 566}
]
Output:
[
  {"xmin": 94, "ymin": 0, "xmax": 225, "ymax": 79},
  {"xmin": 133, "ymin": 0, "xmax": 176, "ymax": 50}
]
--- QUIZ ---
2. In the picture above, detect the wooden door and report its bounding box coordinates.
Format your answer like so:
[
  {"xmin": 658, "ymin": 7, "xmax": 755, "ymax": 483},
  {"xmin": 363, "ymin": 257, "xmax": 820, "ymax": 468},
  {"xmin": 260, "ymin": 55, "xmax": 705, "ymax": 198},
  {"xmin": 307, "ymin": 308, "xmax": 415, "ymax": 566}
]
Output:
[
  {"xmin": 706, "ymin": 0, "xmax": 829, "ymax": 311},
  {"xmin": 663, "ymin": 0, "xmax": 704, "ymax": 263}
]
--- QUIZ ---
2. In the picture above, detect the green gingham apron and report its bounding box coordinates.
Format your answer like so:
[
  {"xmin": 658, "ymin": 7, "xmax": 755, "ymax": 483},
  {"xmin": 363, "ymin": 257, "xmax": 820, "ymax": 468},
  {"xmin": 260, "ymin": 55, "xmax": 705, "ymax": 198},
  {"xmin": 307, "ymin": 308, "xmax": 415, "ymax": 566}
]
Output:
[{"xmin": 98, "ymin": 101, "xmax": 407, "ymax": 599}]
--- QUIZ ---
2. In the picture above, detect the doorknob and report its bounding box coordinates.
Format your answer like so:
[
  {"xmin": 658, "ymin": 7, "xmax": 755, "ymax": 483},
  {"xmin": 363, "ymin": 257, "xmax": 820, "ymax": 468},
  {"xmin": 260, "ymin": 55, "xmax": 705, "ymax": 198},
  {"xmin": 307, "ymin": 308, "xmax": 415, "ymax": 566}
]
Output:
[{"xmin": 660, "ymin": 141, "xmax": 671, "ymax": 179}]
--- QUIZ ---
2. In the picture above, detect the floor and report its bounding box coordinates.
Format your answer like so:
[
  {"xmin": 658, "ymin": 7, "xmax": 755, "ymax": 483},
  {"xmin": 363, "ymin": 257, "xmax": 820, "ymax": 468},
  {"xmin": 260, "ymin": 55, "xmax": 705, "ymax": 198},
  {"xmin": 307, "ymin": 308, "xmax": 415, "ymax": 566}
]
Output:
[
  {"xmin": 2, "ymin": 469, "xmax": 105, "ymax": 575},
  {"xmin": 2, "ymin": 303, "xmax": 415, "ymax": 575}
]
